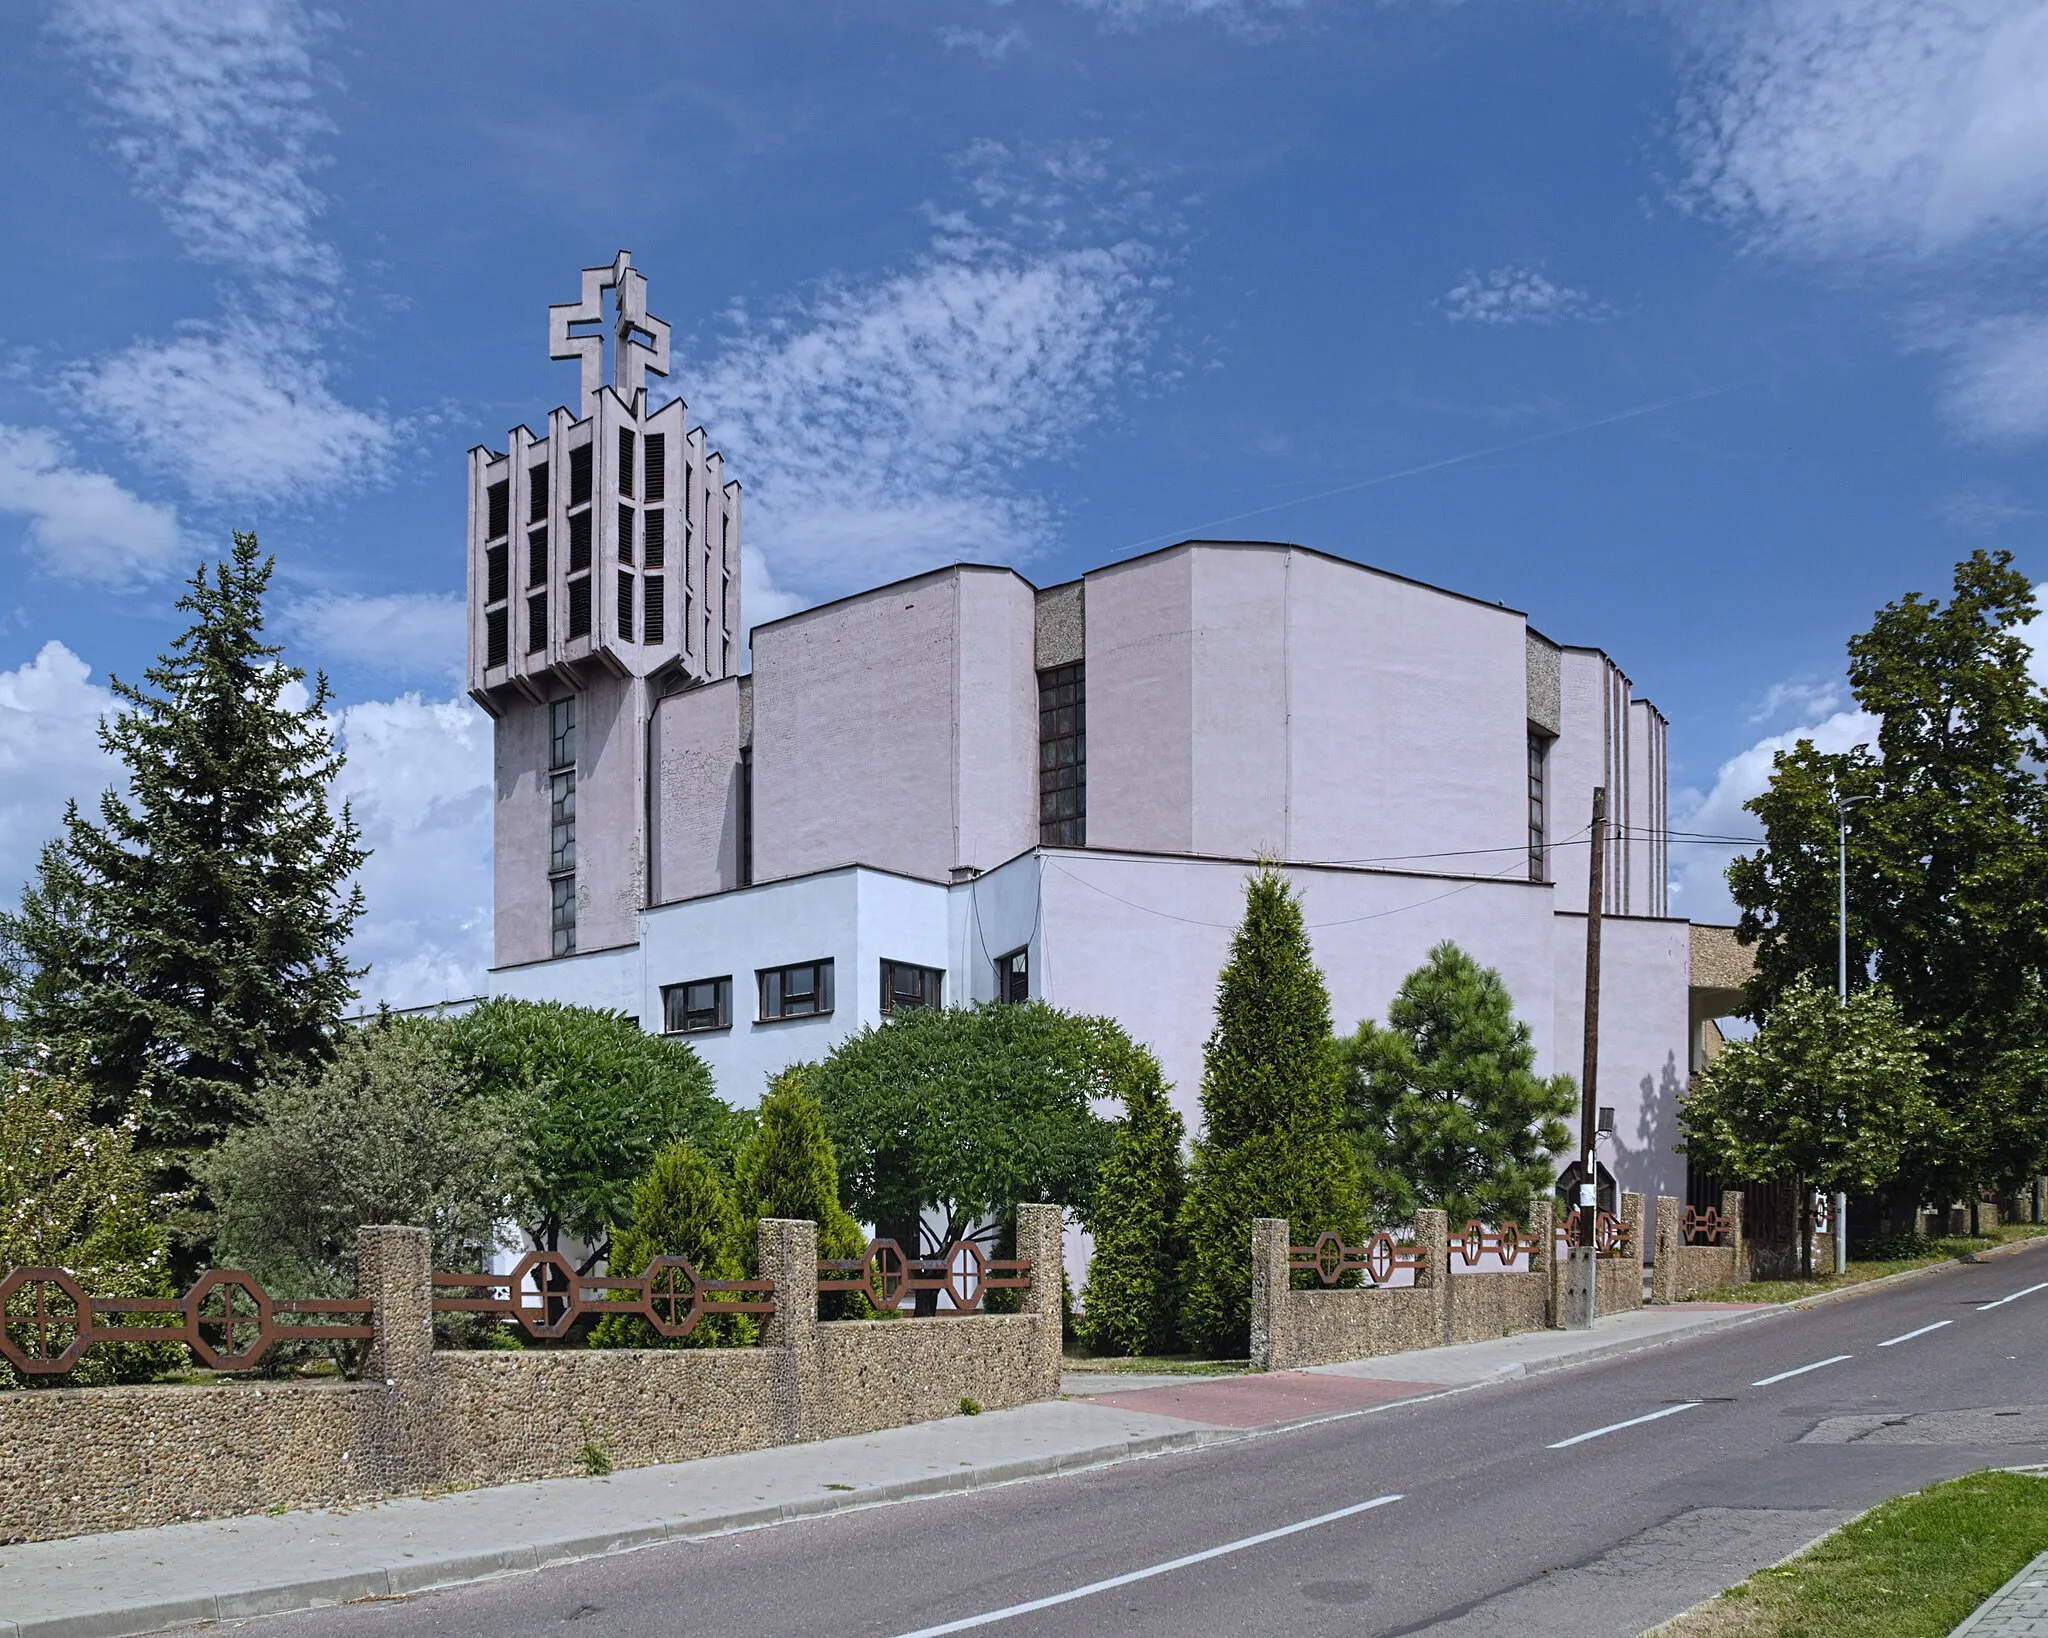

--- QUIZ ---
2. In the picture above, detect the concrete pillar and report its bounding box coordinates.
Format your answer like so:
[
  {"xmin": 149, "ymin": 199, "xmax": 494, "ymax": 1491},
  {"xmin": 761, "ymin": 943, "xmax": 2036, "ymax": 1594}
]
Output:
[
  {"xmin": 758, "ymin": 1218, "xmax": 820, "ymax": 1445},
  {"xmin": 1722, "ymin": 1190, "xmax": 1746, "ymax": 1284},
  {"xmin": 1415, "ymin": 1209, "xmax": 1449, "ymax": 1343},
  {"xmin": 356, "ymin": 1225, "xmax": 435, "ymax": 1493},
  {"xmin": 1249, "ymin": 1218, "xmax": 1290, "ymax": 1372},
  {"xmin": 1528, "ymin": 1199, "xmax": 1556, "ymax": 1322},
  {"xmin": 1652, "ymin": 1195, "xmax": 1682, "ymax": 1305},
  {"xmin": 1015, "ymin": 1203, "xmax": 1065, "ymax": 1399},
  {"xmin": 1618, "ymin": 1193, "xmax": 1645, "ymax": 1312}
]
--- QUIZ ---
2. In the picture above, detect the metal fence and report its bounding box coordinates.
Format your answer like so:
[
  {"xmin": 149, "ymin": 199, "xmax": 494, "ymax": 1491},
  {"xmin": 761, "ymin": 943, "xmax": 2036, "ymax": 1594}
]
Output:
[
  {"xmin": 1287, "ymin": 1230, "xmax": 1427, "ymax": 1288},
  {"xmin": 817, "ymin": 1239, "xmax": 1033, "ymax": 1313}
]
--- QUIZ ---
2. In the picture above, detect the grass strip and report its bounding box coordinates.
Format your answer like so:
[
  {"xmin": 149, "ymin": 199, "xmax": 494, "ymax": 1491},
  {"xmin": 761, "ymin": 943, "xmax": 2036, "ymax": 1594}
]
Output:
[
  {"xmin": 1685, "ymin": 1224, "xmax": 2048, "ymax": 1306},
  {"xmin": 1655, "ymin": 1470, "xmax": 2048, "ymax": 1638},
  {"xmin": 1060, "ymin": 1355, "xmax": 1251, "ymax": 1376}
]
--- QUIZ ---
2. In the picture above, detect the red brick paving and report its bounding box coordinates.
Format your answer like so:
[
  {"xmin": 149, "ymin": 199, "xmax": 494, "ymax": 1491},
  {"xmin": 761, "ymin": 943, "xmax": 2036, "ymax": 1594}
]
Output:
[{"xmin": 1076, "ymin": 1372, "xmax": 1446, "ymax": 1428}]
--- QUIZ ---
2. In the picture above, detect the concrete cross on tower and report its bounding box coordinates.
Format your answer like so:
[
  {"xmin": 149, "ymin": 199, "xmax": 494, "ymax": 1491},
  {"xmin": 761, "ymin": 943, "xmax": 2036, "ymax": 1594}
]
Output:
[{"xmin": 547, "ymin": 250, "xmax": 672, "ymax": 416}]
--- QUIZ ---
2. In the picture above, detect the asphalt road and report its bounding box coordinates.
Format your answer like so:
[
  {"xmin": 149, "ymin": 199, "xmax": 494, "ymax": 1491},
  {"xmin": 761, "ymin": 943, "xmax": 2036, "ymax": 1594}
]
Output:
[{"xmin": 252, "ymin": 1256, "xmax": 2048, "ymax": 1638}]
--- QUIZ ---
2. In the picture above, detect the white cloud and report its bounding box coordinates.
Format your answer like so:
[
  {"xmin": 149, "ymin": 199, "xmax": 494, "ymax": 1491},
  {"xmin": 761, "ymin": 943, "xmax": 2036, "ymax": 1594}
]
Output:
[
  {"xmin": 1746, "ymin": 676, "xmax": 1843, "ymax": 723},
  {"xmin": 1934, "ymin": 480, "xmax": 2039, "ymax": 529},
  {"xmin": 1935, "ymin": 313, "xmax": 2048, "ymax": 442},
  {"xmin": 0, "ymin": 642, "xmax": 119, "ymax": 907},
  {"xmin": 688, "ymin": 223, "xmax": 1157, "ymax": 600},
  {"xmin": 1065, "ymin": 0, "xmax": 1311, "ymax": 24},
  {"xmin": 941, "ymin": 25, "xmax": 1029, "ymax": 59},
  {"xmin": 331, "ymin": 694, "xmax": 494, "ymax": 1009},
  {"xmin": 740, "ymin": 545, "xmax": 807, "ymax": 634},
  {"xmin": 286, "ymin": 591, "xmax": 464, "ymax": 684},
  {"xmin": 1440, "ymin": 266, "xmax": 1604, "ymax": 326},
  {"xmin": 71, "ymin": 323, "xmax": 396, "ymax": 503},
  {"xmin": 48, "ymin": 0, "xmax": 339, "ymax": 286},
  {"xmin": 0, "ymin": 425, "xmax": 184, "ymax": 583},
  {"xmin": 2030, "ymin": 581, "xmax": 2048, "ymax": 692}
]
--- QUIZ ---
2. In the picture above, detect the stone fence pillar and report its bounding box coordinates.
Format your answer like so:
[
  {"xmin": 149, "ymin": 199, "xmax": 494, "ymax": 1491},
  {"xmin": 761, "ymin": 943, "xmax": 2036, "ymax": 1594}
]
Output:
[
  {"xmin": 1249, "ymin": 1218, "xmax": 1290, "ymax": 1371},
  {"xmin": 758, "ymin": 1218, "xmax": 820, "ymax": 1445},
  {"xmin": 1528, "ymin": 1198, "xmax": 1555, "ymax": 1321},
  {"xmin": 1651, "ymin": 1194, "xmax": 1682, "ymax": 1304},
  {"xmin": 357, "ymin": 1224, "xmax": 435, "ymax": 1493},
  {"xmin": 1015, "ymin": 1203, "xmax": 1065, "ymax": 1398},
  {"xmin": 1618, "ymin": 1192, "xmax": 1645, "ymax": 1311},
  {"xmin": 1415, "ymin": 1209, "xmax": 1449, "ymax": 1343},
  {"xmin": 1722, "ymin": 1190, "xmax": 1746, "ymax": 1283}
]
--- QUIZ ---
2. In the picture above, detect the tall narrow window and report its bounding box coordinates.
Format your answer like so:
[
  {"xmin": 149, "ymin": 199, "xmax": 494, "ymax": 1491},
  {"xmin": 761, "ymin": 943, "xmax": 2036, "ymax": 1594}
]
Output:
[
  {"xmin": 484, "ymin": 608, "xmax": 508, "ymax": 670},
  {"xmin": 548, "ymin": 697, "xmax": 577, "ymax": 957},
  {"xmin": 526, "ymin": 593, "xmax": 547, "ymax": 655},
  {"xmin": 1528, "ymin": 732, "xmax": 1549, "ymax": 882},
  {"xmin": 643, "ymin": 508, "xmax": 665, "ymax": 568},
  {"xmin": 619, "ymin": 504, "xmax": 635, "ymax": 564},
  {"xmin": 1038, "ymin": 662, "xmax": 1086, "ymax": 846},
  {"xmin": 644, "ymin": 434, "xmax": 666, "ymax": 501},
  {"xmin": 527, "ymin": 528, "xmax": 548, "ymax": 588},
  {"xmin": 618, "ymin": 427, "xmax": 635, "ymax": 497},
  {"xmin": 486, "ymin": 480, "xmax": 509, "ymax": 540},
  {"xmin": 568, "ymin": 510, "xmax": 592, "ymax": 573},
  {"xmin": 995, "ymin": 947, "xmax": 1029, "ymax": 1004},
  {"xmin": 568, "ymin": 443, "xmax": 592, "ymax": 506},
  {"xmin": 643, "ymin": 575, "xmax": 664, "ymax": 645},
  {"xmin": 528, "ymin": 461, "xmax": 549, "ymax": 522},
  {"xmin": 485, "ymin": 543, "xmax": 508, "ymax": 605},
  {"xmin": 568, "ymin": 576, "xmax": 592, "ymax": 639},
  {"xmin": 738, "ymin": 745, "xmax": 753, "ymax": 887},
  {"xmin": 617, "ymin": 570, "xmax": 635, "ymax": 641}
]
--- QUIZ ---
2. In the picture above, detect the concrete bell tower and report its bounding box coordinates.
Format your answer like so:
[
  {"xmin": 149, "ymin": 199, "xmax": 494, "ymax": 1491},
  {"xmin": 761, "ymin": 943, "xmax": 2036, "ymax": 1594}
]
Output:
[{"xmin": 467, "ymin": 252, "xmax": 742, "ymax": 966}]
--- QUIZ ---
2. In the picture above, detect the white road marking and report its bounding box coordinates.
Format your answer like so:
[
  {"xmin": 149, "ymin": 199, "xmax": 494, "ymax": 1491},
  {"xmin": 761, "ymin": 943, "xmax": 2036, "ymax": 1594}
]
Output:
[
  {"xmin": 886, "ymin": 1494, "xmax": 1403, "ymax": 1637},
  {"xmin": 1752, "ymin": 1354, "xmax": 1853, "ymax": 1387},
  {"xmin": 1878, "ymin": 1320, "xmax": 1953, "ymax": 1347},
  {"xmin": 1979, "ymin": 1282, "xmax": 2048, "ymax": 1312},
  {"xmin": 1547, "ymin": 1402, "xmax": 1700, "ymax": 1449}
]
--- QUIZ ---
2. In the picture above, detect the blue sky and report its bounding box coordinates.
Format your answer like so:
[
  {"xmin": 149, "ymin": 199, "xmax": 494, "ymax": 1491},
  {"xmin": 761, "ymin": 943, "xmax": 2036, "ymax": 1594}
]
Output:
[{"xmin": 3, "ymin": 0, "xmax": 2045, "ymax": 1004}]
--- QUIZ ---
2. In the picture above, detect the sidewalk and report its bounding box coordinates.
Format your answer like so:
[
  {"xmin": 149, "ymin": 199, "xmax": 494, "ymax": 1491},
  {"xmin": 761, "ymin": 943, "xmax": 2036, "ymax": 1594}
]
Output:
[
  {"xmin": 1950, "ymin": 1545, "xmax": 2048, "ymax": 1637},
  {"xmin": 0, "ymin": 1302, "xmax": 1772, "ymax": 1638}
]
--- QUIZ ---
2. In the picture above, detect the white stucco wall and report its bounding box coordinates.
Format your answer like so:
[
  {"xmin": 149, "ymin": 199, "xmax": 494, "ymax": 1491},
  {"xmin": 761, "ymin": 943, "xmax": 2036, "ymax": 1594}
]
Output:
[{"xmin": 650, "ymin": 677, "xmax": 742, "ymax": 904}]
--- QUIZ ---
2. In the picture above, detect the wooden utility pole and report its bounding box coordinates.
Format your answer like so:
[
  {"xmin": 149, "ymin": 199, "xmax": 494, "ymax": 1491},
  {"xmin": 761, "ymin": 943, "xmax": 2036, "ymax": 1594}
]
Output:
[{"xmin": 1570, "ymin": 787, "xmax": 1607, "ymax": 1328}]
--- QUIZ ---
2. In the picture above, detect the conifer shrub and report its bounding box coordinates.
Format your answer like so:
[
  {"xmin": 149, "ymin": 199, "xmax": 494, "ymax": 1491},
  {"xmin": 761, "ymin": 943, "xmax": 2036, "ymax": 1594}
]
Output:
[
  {"xmin": 591, "ymin": 1141, "xmax": 751, "ymax": 1348},
  {"xmin": 734, "ymin": 1066, "xmax": 874, "ymax": 1318},
  {"xmin": 1077, "ymin": 1043, "xmax": 1186, "ymax": 1356},
  {"xmin": 1177, "ymin": 865, "xmax": 1364, "ymax": 1355}
]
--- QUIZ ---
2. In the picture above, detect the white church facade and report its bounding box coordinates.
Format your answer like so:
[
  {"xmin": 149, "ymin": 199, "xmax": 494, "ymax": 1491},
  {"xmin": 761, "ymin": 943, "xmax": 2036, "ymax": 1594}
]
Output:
[{"xmin": 471, "ymin": 255, "xmax": 1732, "ymax": 1216}]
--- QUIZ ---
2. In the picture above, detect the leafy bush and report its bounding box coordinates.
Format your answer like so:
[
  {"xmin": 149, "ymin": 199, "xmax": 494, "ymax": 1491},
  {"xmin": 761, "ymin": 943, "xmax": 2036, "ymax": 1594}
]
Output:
[{"xmin": 1078, "ymin": 1044, "xmax": 1185, "ymax": 1356}]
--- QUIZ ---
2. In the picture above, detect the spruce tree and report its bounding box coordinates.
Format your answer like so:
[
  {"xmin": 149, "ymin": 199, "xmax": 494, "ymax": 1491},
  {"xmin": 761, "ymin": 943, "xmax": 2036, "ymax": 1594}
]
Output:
[
  {"xmin": 1342, "ymin": 942, "xmax": 1574, "ymax": 1229},
  {"xmin": 592, "ymin": 1140, "xmax": 749, "ymax": 1348},
  {"xmin": 734, "ymin": 1066, "xmax": 872, "ymax": 1315},
  {"xmin": 1078, "ymin": 1043, "xmax": 1185, "ymax": 1356},
  {"xmin": 1177, "ymin": 865, "xmax": 1363, "ymax": 1354},
  {"xmin": 2, "ymin": 534, "xmax": 367, "ymax": 1262}
]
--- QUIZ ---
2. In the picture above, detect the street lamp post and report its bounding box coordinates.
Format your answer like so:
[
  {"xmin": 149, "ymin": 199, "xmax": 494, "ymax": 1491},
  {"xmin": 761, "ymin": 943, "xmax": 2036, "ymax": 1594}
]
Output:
[{"xmin": 1832, "ymin": 791, "xmax": 1870, "ymax": 1277}]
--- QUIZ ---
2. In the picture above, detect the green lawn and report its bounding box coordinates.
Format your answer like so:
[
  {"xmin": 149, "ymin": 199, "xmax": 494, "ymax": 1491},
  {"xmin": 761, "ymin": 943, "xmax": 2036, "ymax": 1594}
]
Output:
[
  {"xmin": 1655, "ymin": 1471, "xmax": 2048, "ymax": 1637},
  {"xmin": 1684, "ymin": 1222, "xmax": 2048, "ymax": 1305},
  {"xmin": 1059, "ymin": 1354, "xmax": 1250, "ymax": 1375}
]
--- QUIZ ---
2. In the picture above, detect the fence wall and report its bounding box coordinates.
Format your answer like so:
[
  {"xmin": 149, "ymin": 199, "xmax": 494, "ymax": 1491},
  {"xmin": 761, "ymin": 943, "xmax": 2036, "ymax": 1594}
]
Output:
[
  {"xmin": 1651, "ymin": 1192, "xmax": 1747, "ymax": 1302},
  {"xmin": 0, "ymin": 1208, "xmax": 1063, "ymax": 1545},
  {"xmin": 1545, "ymin": 1193, "xmax": 1646, "ymax": 1319}
]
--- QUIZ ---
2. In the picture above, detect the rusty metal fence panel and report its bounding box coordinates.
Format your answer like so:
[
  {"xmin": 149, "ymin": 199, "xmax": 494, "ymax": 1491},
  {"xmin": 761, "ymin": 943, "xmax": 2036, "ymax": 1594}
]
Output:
[
  {"xmin": 1286, "ymin": 1230, "xmax": 1425, "ymax": 1288},
  {"xmin": 1554, "ymin": 1209, "xmax": 1633, "ymax": 1259},
  {"xmin": 431, "ymin": 1251, "xmax": 774, "ymax": 1340},
  {"xmin": 817, "ymin": 1239, "xmax": 1032, "ymax": 1314},
  {"xmin": 1448, "ymin": 1221, "xmax": 1534, "ymax": 1273}
]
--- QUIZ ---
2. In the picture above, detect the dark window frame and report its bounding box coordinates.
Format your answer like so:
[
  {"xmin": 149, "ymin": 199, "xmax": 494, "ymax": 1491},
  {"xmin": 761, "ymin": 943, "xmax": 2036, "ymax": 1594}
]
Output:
[
  {"xmin": 1527, "ymin": 730, "xmax": 1549, "ymax": 883},
  {"xmin": 758, "ymin": 959, "xmax": 834, "ymax": 1022},
  {"xmin": 662, "ymin": 975, "xmax": 732, "ymax": 1035},
  {"xmin": 880, "ymin": 959, "xmax": 944, "ymax": 1017},
  {"xmin": 995, "ymin": 947, "xmax": 1029, "ymax": 1004},
  {"xmin": 1038, "ymin": 662, "xmax": 1086, "ymax": 847}
]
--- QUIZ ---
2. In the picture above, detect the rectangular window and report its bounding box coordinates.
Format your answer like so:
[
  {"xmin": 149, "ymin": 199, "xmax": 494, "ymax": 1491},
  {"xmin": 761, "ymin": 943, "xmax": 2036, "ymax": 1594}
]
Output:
[
  {"xmin": 617, "ymin": 570, "xmax": 635, "ymax": 641},
  {"xmin": 1038, "ymin": 662, "xmax": 1086, "ymax": 847},
  {"xmin": 723, "ymin": 638, "xmax": 732, "ymax": 676},
  {"xmin": 486, "ymin": 480, "xmax": 509, "ymax": 540},
  {"xmin": 527, "ymin": 528, "xmax": 548, "ymax": 588},
  {"xmin": 619, "ymin": 504, "xmax": 635, "ymax": 564},
  {"xmin": 485, "ymin": 543, "xmax": 508, "ymax": 605},
  {"xmin": 662, "ymin": 976, "xmax": 731, "ymax": 1034},
  {"xmin": 568, "ymin": 510, "xmax": 592, "ymax": 573},
  {"xmin": 684, "ymin": 589, "xmax": 695, "ymax": 653},
  {"xmin": 549, "ymin": 770, "xmax": 576, "ymax": 872},
  {"xmin": 644, "ymin": 434, "xmax": 665, "ymax": 501},
  {"xmin": 880, "ymin": 960, "xmax": 943, "ymax": 1016},
  {"xmin": 643, "ymin": 575, "xmax": 664, "ymax": 645},
  {"xmin": 618, "ymin": 427, "xmax": 635, "ymax": 497},
  {"xmin": 551, "ymin": 873, "xmax": 576, "ymax": 957},
  {"xmin": 995, "ymin": 947, "xmax": 1029, "ymax": 1004},
  {"xmin": 484, "ymin": 607, "xmax": 508, "ymax": 670},
  {"xmin": 528, "ymin": 461, "xmax": 549, "ymax": 522},
  {"xmin": 1528, "ymin": 731, "xmax": 1548, "ymax": 883},
  {"xmin": 550, "ymin": 696, "xmax": 576, "ymax": 770},
  {"xmin": 738, "ymin": 745, "xmax": 753, "ymax": 887},
  {"xmin": 567, "ymin": 575, "xmax": 591, "ymax": 639},
  {"xmin": 526, "ymin": 593, "xmax": 547, "ymax": 655},
  {"xmin": 759, "ymin": 959, "xmax": 834, "ymax": 1021},
  {"xmin": 568, "ymin": 443, "xmax": 592, "ymax": 506},
  {"xmin": 643, "ymin": 508, "xmax": 665, "ymax": 568}
]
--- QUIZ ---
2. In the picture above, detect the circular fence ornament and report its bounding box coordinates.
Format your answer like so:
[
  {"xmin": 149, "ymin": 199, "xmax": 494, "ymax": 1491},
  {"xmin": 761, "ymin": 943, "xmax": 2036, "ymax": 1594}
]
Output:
[
  {"xmin": 864, "ymin": 1239, "xmax": 908, "ymax": 1313},
  {"xmin": 641, "ymin": 1256, "xmax": 702, "ymax": 1339},
  {"xmin": 185, "ymin": 1271, "xmax": 272, "ymax": 1370},
  {"xmin": 945, "ymin": 1241, "xmax": 988, "ymax": 1312},
  {"xmin": 0, "ymin": 1267, "xmax": 92, "ymax": 1375},
  {"xmin": 1312, "ymin": 1231, "xmax": 1347, "ymax": 1285},
  {"xmin": 507, "ymin": 1251, "xmax": 580, "ymax": 1339}
]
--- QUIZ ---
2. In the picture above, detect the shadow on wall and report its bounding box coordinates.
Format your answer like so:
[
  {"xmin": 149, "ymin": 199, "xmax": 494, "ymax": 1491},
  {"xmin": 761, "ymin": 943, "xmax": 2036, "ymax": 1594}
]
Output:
[{"xmin": 1634, "ymin": 1051, "xmax": 1683, "ymax": 1245}]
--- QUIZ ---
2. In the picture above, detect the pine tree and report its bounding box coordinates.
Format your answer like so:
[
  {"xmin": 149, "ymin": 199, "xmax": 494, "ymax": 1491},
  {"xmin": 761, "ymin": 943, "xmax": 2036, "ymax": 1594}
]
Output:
[
  {"xmin": 734, "ymin": 1066, "xmax": 872, "ymax": 1316},
  {"xmin": 1342, "ymin": 942, "xmax": 1574, "ymax": 1229},
  {"xmin": 592, "ymin": 1140, "xmax": 750, "ymax": 1348},
  {"xmin": 1177, "ymin": 865, "xmax": 1363, "ymax": 1354},
  {"xmin": 2, "ymin": 534, "xmax": 367, "ymax": 1263},
  {"xmin": 1078, "ymin": 1044, "xmax": 1185, "ymax": 1356}
]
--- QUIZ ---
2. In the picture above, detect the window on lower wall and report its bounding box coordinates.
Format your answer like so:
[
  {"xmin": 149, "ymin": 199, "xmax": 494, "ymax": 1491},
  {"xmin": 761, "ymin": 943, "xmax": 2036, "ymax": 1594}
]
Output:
[
  {"xmin": 881, "ymin": 960, "xmax": 943, "ymax": 1016},
  {"xmin": 662, "ymin": 976, "xmax": 731, "ymax": 1034},
  {"xmin": 994, "ymin": 947, "xmax": 1029, "ymax": 1004},
  {"xmin": 759, "ymin": 959, "xmax": 833, "ymax": 1021}
]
